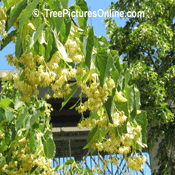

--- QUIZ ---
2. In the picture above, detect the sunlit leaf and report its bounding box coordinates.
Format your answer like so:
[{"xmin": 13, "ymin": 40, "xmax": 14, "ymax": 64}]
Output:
[
  {"xmin": 85, "ymin": 26, "xmax": 94, "ymax": 69},
  {"xmin": 60, "ymin": 85, "xmax": 79, "ymax": 111},
  {"xmin": 15, "ymin": 107, "xmax": 28, "ymax": 131},
  {"xmin": 0, "ymin": 98, "xmax": 11, "ymax": 108},
  {"xmin": 7, "ymin": 0, "xmax": 27, "ymax": 31},
  {"xmin": 43, "ymin": 138, "xmax": 56, "ymax": 159},
  {"xmin": 29, "ymin": 23, "xmax": 45, "ymax": 49},
  {"xmin": 19, "ymin": 0, "xmax": 40, "ymax": 29},
  {"xmin": 5, "ymin": 108, "xmax": 14, "ymax": 123}
]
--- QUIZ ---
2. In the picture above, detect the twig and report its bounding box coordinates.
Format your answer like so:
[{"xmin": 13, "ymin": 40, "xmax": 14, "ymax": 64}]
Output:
[
  {"xmin": 80, "ymin": 150, "xmax": 90, "ymax": 168},
  {"xmin": 147, "ymin": 50, "xmax": 159, "ymax": 72},
  {"xmin": 70, "ymin": 15, "xmax": 79, "ymax": 27}
]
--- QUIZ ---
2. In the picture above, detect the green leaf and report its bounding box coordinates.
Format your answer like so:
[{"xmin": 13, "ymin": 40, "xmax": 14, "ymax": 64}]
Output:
[
  {"xmin": 15, "ymin": 33, "xmax": 23, "ymax": 58},
  {"xmin": 115, "ymin": 90, "xmax": 127, "ymax": 103},
  {"xmin": 48, "ymin": 0, "xmax": 64, "ymax": 33},
  {"xmin": 87, "ymin": 125, "xmax": 98, "ymax": 143},
  {"xmin": 85, "ymin": 167, "xmax": 94, "ymax": 175},
  {"xmin": 3, "ymin": 0, "xmax": 14, "ymax": 10},
  {"xmin": 29, "ymin": 129, "xmax": 36, "ymax": 153},
  {"xmin": 124, "ymin": 69, "xmax": 130, "ymax": 86},
  {"xmin": 0, "ymin": 156, "xmax": 5, "ymax": 166},
  {"xmin": 30, "ymin": 110, "xmax": 41, "ymax": 126},
  {"xmin": 99, "ymin": 127, "xmax": 106, "ymax": 142},
  {"xmin": 0, "ymin": 30, "xmax": 17, "ymax": 50},
  {"xmin": 15, "ymin": 107, "xmax": 28, "ymax": 131},
  {"xmin": 19, "ymin": 71, "xmax": 25, "ymax": 81},
  {"xmin": 44, "ymin": 129, "xmax": 53, "ymax": 140},
  {"xmin": 7, "ymin": 148, "xmax": 15, "ymax": 163},
  {"xmin": 82, "ymin": 69, "xmax": 91, "ymax": 83},
  {"xmin": 84, "ymin": 125, "xmax": 100, "ymax": 154},
  {"xmin": 25, "ymin": 115, "xmax": 31, "ymax": 131},
  {"xmin": 47, "ymin": 32, "xmax": 58, "ymax": 62},
  {"xmin": 65, "ymin": 158, "xmax": 74, "ymax": 165},
  {"xmin": 45, "ymin": 28, "xmax": 53, "ymax": 62},
  {"xmin": 54, "ymin": 164, "xmax": 60, "ymax": 171},
  {"xmin": 124, "ymin": 86, "xmax": 134, "ymax": 112},
  {"xmin": 114, "ymin": 52, "xmax": 122, "ymax": 73},
  {"xmin": 5, "ymin": 108, "xmax": 14, "ymax": 123},
  {"xmin": 96, "ymin": 48, "xmax": 114, "ymax": 87},
  {"xmin": 21, "ymin": 23, "xmax": 27, "ymax": 51},
  {"xmin": 19, "ymin": 0, "xmax": 40, "ymax": 29},
  {"xmin": 38, "ymin": 43, "xmax": 45, "ymax": 56},
  {"xmin": 5, "ymin": 0, "xmax": 25, "ymax": 10},
  {"xmin": 43, "ymin": 138, "xmax": 56, "ymax": 158},
  {"xmin": 75, "ymin": 0, "xmax": 88, "ymax": 30},
  {"xmin": 69, "ymin": 98, "xmax": 80, "ymax": 109},
  {"xmin": 60, "ymin": 0, "xmax": 69, "ymax": 9},
  {"xmin": 111, "ymin": 69, "xmax": 120, "ymax": 86},
  {"xmin": 115, "ymin": 101, "xmax": 129, "ymax": 118},
  {"xmin": 14, "ymin": 96, "xmax": 24, "ymax": 110},
  {"xmin": 0, "ymin": 108, "xmax": 5, "ymax": 123},
  {"xmin": 60, "ymin": 85, "xmax": 79, "ymax": 111},
  {"xmin": 80, "ymin": 34, "xmax": 87, "ymax": 53},
  {"xmin": 93, "ymin": 34, "xmax": 99, "ymax": 49},
  {"xmin": 29, "ymin": 23, "xmax": 45, "ymax": 49},
  {"xmin": 59, "ymin": 15, "xmax": 71, "ymax": 45},
  {"xmin": 98, "ymin": 35, "xmax": 109, "ymax": 48},
  {"xmin": 104, "ymin": 89, "xmax": 115, "ymax": 123},
  {"xmin": 34, "ymin": 40, "xmax": 39, "ymax": 56},
  {"xmin": 0, "ymin": 98, "xmax": 11, "ymax": 108},
  {"xmin": 73, "ymin": 4, "xmax": 86, "ymax": 30},
  {"xmin": 115, "ymin": 122, "xmax": 127, "ymax": 137},
  {"xmin": 85, "ymin": 27, "xmax": 94, "ymax": 69},
  {"xmin": 134, "ymin": 110, "xmax": 147, "ymax": 143},
  {"xmin": 10, "ymin": 125, "xmax": 16, "ymax": 141},
  {"xmin": 96, "ymin": 48, "xmax": 108, "ymax": 86},
  {"xmin": 33, "ymin": 14, "xmax": 42, "ymax": 29},
  {"xmin": 7, "ymin": 0, "xmax": 27, "ymax": 31},
  {"xmin": 105, "ymin": 53, "xmax": 114, "ymax": 82},
  {"xmin": 30, "ymin": 165, "xmax": 38, "ymax": 174},
  {"xmin": 134, "ymin": 87, "xmax": 140, "ymax": 111},
  {"xmin": 130, "ymin": 86, "xmax": 141, "ymax": 119},
  {"xmin": 53, "ymin": 31, "xmax": 72, "ymax": 62}
]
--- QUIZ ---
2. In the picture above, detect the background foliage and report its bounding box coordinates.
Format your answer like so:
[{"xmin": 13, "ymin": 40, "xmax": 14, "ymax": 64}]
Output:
[
  {"xmin": 0, "ymin": 0, "xmax": 153, "ymax": 174},
  {"xmin": 104, "ymin": 0, "xmax": 175, "ymax": 174}
]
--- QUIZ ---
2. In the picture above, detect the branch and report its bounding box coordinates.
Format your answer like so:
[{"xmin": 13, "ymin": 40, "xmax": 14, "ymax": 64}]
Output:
[
  {"xmin": 147, "ymin": 50, "xmax": 159, "ymax": 72},
  {"xmin": 80, "ymin": 149, "xmax": 90, "ymax": 168},
  {"xmin": 53, "ymin": 158, "xmax": 59, "ymax": 164},
  {"xmin": 70, "ymin": 15, "xmax": 79, "ymax": 27}
]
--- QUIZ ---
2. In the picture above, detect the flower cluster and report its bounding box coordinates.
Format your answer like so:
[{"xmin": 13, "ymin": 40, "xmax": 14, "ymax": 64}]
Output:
[
  {"xmin": 3, "ymin": 51, "xmax": 79, "ymax": 102},
  {"xmin": 106, "ymin": 77, "xmax": 115, "ymax": 92},
  {"xmin": 2, "ymin": 72, "xmax": 13, "ymax": 81},
  {"xmin": 111, "ymin": 111, "xmax": 127, "ymax": 127},
  {"xmin": 102, "ymin": 160, "xmax": 110, "ymax": 170},
  {"xmin": 0, "ymin": 6, "xmax": 7, "ymax": 41},
  {"xmin": 111, "ymin": 157, "xmax": 118, "ymax": 165},
  {"xmin": 91, "ymin": 166, "xmax": 97, "ymax": 172},
  {"xmin": 127, "ymin": 154, "xmax": 147, "ymax": 172},
  {"xmin": 5, "ymin": 54, "xmax": 19, "ymax": 67},
  {"xmin": 64, "ymin": 34, "xmax": 85, "ymax": 63},
  {"xmin": 76, "ymin": 75, "xmax": 109, "ymax": 113},
  {"xmin": 1, "ymin": 129, "xmax": 56, "ymax": 175},
  {"xmin": 78, "ymin": 112, "xmax": 108, "ymax": 129},
  {"xmin": 86, "ymin": 119, "xmax": 146, "ymax": 172}
]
